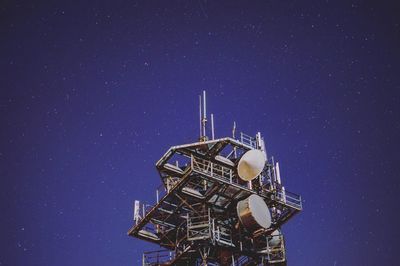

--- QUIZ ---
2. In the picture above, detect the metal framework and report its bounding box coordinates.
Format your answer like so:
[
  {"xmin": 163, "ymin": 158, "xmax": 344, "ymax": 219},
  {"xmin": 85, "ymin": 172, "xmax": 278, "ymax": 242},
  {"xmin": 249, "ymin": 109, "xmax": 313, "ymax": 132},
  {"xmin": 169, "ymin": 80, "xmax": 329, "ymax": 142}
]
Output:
[{"xmin": 128, "ymin": 131, "xmax": 302, "ymax": 265}]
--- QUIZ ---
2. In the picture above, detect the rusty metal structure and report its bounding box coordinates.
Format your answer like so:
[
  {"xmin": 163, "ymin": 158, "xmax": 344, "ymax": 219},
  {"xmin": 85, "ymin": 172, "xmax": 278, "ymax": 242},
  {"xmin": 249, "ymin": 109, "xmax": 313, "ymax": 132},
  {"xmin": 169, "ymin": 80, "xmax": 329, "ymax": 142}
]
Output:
[{"xmin": 128, "ymin": 91, "xmax": 302, "ymax": 265}]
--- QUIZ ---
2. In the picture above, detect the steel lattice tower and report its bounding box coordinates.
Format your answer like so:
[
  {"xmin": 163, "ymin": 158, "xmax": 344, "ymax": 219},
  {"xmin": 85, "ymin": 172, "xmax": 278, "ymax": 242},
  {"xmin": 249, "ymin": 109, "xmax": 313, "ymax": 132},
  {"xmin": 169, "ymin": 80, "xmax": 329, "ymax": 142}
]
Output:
[{"xmin": 128, "ymin": 92, "xmax": 302, "ymax": 265}]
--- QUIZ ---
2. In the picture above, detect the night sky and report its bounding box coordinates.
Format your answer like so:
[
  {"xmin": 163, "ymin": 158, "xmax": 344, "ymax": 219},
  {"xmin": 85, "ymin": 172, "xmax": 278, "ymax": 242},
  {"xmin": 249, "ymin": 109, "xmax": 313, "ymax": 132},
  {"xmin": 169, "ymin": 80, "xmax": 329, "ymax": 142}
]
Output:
[{"xmin": 1, "ymin": 1, "xmax": 399, "ymax": 265}]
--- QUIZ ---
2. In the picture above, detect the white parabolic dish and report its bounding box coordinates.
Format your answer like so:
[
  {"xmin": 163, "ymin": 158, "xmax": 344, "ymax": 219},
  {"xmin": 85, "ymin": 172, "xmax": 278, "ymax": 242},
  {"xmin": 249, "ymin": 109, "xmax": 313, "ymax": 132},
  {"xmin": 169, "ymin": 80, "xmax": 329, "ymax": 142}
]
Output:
[
  {"xmin": 237, "ymin": 149, "xmax": 266, "ymax": 181},
  {"xmin": 237, "ymin": 194, "xmax": 271, "ymax": 230}
]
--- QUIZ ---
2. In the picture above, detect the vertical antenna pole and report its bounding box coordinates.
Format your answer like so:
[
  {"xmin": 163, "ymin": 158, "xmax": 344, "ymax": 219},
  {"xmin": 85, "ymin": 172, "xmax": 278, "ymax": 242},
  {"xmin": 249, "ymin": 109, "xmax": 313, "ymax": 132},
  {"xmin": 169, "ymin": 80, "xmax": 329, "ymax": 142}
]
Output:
[
  {"xmin": 271, "ymin": 156, "xmax": 276, "ymax": 186},
  {"xmin": 134, "ymin": 200, "xmax": 140, "ymax": 224},
  {"xmin": 256, "ymin": 132, "xmax": 262, "ymax": 149},
  {"xmin": 282, "ymin": 186, "xmax": 286, "ymax": 203},
  {"xmin": 199, "ymin": 95, "xmax": 202, "ymax": 139},
  {"xmin": 276, "ymin": 162, "xmax": 282, "ymax": 185},
  {"xmin": 202, "ymin": 90, "xmax": 207, "ymax": 139},
  {"xmin": 257, "ymin": 132, "xmax": 268, "ymax": 161},
  {"xmin": 233, "ymin": 121, "xmax": 237, "ymax": 158},
  {"xmin": 211, "ymin": 113, "xmax": 215, "ymax": 140},
  {"xmin": 203, "ymin": 90, "xmax": 207, "ymax": 119}
]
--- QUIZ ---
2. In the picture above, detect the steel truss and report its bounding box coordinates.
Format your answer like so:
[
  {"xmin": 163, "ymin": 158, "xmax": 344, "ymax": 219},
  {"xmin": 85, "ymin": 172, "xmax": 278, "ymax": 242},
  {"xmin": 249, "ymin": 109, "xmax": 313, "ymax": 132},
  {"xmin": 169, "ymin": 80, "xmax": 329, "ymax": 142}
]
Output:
[{"xmin": 128, "ymin": 133, "xmax": 301, "ymax": 266}]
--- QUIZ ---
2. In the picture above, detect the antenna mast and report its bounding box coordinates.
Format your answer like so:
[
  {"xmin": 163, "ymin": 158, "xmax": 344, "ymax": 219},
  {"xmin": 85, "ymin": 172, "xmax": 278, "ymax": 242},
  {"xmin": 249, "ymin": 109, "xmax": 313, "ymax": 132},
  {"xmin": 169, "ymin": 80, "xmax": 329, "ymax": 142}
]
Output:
[
  {"xmin": 199, "ymin": 90, "xmax": 208, "ymax": 141},
  {"xmin": 199, "ymin": 95, "xmax": 202, "ymax": 139},
  {"xmin": 211, "ymin": 113, "xmax": 215, "ymax": 140}
]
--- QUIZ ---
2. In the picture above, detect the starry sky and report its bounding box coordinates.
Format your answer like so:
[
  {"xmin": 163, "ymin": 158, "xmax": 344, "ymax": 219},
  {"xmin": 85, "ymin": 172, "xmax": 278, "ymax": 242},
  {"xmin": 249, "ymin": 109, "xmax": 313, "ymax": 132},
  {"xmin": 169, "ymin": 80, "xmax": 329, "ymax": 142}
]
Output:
[{"xmin": 1, "ymin": 1, "xmax": 399, "ymax": 265}]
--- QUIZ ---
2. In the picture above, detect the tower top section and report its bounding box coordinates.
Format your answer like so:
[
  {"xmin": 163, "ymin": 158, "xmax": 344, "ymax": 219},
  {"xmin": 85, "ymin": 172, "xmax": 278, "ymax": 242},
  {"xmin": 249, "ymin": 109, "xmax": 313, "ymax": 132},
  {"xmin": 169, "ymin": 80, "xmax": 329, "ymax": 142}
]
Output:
[{"xmin": 127, "ymin": 92, "xmax": 302, "ymax": 265}]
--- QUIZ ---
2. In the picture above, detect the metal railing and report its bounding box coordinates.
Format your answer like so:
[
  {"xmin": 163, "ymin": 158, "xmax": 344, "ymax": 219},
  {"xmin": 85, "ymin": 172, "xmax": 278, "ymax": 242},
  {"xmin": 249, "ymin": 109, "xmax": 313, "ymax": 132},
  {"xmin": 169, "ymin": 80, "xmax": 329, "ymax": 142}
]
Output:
[
  {"xmin": 135, "ymin": 156, "xmax": 301, "ymax": 232},
  {"xmin": 191, "ymin": 155, "xmax": 244, "ymax": 188},
  {"xmin": 134, "ymin": 201, "xmax": 156, "ymax": 226},
  {"xmin": 276, "ymin": 188, "xmax": 302, "ymax": 210},
  {"xmin": 142, "ymin": 249, "xmax": 174, "ymax": 266},
  {"xmin": 239, "ymin": 132, "xmax": 257, "ymax": 148},
  {"xmin": 190, "ymin": 155, "xmax": 302, "ymax": 211},
  {"xmin": 212, "ymin": 220, "xmax": 234, "ymax": 247},
  {"xmin": 235, "ymin": 256, "xmax": 252, "ymax": 265},
  {"xmin": 187, "ymin": 209, "xmax": 212, "ymax": 241}
]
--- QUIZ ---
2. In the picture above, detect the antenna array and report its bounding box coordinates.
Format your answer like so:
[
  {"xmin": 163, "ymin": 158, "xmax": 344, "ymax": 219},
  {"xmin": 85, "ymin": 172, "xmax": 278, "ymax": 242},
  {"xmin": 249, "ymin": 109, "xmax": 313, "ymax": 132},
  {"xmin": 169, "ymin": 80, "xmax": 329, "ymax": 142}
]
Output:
[{"xmin": 128, "ymin": 92, "xmax": 302, "ymax": 265}]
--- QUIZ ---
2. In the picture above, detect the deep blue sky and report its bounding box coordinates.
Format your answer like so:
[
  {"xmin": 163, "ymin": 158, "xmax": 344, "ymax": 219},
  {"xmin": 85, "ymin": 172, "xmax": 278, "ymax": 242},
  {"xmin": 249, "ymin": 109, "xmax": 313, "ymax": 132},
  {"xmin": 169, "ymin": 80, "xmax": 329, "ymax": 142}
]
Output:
[{"xmin": 1, "ymin": 1, "xmax": 399, "ymax": 265}]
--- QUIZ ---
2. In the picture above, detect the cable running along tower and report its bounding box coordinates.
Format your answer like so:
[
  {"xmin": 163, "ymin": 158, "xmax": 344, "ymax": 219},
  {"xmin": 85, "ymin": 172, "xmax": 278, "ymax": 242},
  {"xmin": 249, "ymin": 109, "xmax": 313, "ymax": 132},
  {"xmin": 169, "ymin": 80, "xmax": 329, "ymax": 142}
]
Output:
[{"xmin": 128, "ymin": 91, "xmax": 302, "ymax": 265}]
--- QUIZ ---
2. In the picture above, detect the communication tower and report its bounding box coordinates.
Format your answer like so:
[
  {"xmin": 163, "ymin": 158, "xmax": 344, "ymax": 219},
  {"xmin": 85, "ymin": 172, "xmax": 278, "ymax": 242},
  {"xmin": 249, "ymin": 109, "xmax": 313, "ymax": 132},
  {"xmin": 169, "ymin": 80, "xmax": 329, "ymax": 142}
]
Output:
[{"xmin": 128, "ymin": 91, "xmax": 302, "ymax": 265}]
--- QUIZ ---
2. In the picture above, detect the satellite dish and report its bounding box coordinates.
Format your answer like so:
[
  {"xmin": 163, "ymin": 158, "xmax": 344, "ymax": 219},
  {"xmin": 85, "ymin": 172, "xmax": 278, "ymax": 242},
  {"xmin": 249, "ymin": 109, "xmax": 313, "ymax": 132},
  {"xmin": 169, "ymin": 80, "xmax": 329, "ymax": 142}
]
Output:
[
  {"xmin": 237, "ymin": 149, "xmax": 266, "ymax": 181},
  {"xmin": 237, "ymin": 194, "xmax": 271, "ymax": 231}
]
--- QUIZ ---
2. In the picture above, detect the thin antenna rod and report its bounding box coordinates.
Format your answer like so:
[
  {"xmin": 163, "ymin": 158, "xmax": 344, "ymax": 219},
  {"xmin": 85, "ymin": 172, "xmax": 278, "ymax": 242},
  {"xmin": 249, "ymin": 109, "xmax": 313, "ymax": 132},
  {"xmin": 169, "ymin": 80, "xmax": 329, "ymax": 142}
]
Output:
[
  {"xmin": 203, "ymin": 90, "xmax": 207, "ymax": 119},
  {"xmin": 211, "ymin": 113, "xmax": 215, "ymax": 140},
  {"xmin": 276, "ymin": 162, "xmax": 282, "ymax": 184},
  {"xmin": 201, "ymin": 90, "xmax": 207, "ymax": 139},
  {"xmin": 232, "ymin": 121, "xmax": 237, "ymax": 158},
  {"xmin": 199, "ymin": 95, "xmax": 202, "ymax": 139}
]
